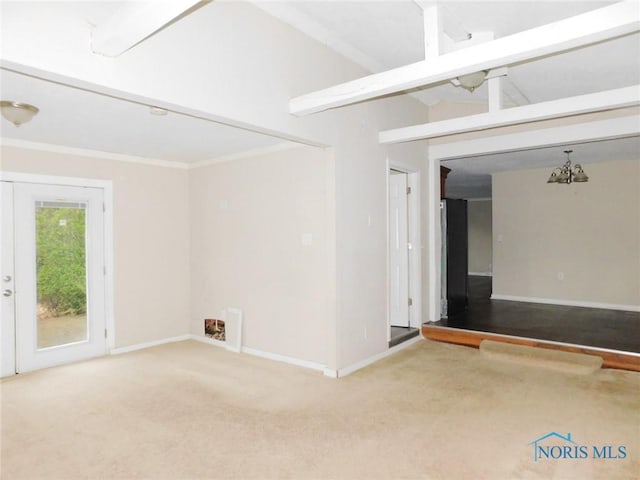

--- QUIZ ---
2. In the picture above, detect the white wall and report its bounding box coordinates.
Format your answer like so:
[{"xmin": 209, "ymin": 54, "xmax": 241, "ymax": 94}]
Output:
[
  {"xmin": 0, "ymin": 146, "xmax": 191, "ymax": 348},
  {"xmin": 468, "ymin": 200, "xmax": 493, "ymax": 275},
  {"xmin": 189, "ymin": 145, "xmax": 333, "ymax": 366},
  {"xmin": 492, "ymin": 158, "xmax": 640, "ymax": 307},
  {"xmin": 1, "ymin": 1, "xmax": 431, "ymax": 370}
]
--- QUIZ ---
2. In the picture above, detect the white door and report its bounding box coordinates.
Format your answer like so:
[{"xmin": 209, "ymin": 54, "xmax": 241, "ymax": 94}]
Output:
[
  {"xmin": 389, "ymin": 171, "xmax": 410, "ymax": 327},
  {"xmin": 1, "ymin": 181, "xmax": 106, "ymax": 374},
  {"xmin": 1, "ymin": 183, "xmax": 17, "ymax": 376}
]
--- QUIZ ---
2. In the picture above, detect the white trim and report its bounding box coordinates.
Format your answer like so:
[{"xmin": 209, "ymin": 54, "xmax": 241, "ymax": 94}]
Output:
[
  {"xmin": 426, "ymin": 116, "xmax": 640, "ymax": 325},
  {"xmin": 323, "ymin": 368, "xmax": 338, "ymax": 378},
  {"xmin": 385, "ymin": 159, "xmax": 391, "ymax": 342},
  {"xmin": 103, "ymin": 186, "xmax": 115, "ymax": 351},
  {"xmin": 91, "ymin": 1, "xmax": 202, "ymax": 57},
  {"xmin": 240, "ymin": 346, "xmax": 327, "ymax": 372},
  {"xmin": 428, "ymin": 115, "xmax": 640, "ymax": 161},
  {"xmin": 110, "ymin": 334, "xmax": 192, "ymax": 355},
  {"xmin": 407, "ymin": 171, "xmax": 422, "ymax": 329},
  {"xmin": 490, "ymin": 294, "xmax": 640, "ymax": 312},
  {"xmin": 109, "ymin": 333, "xmax": 329, "ymax": 373},
  {"xmin": 189, "ymin": 142, "xmax": 304, "ymax": 169},
  {"xmin": 428, "ymin": 156, "xmax": 441, "ymax": 322},
  {"xmin": 189, "ymin": 334, "xmax": 227, "ymax": 349},
  {"xmin": 379, "ymin": 86, "xmax": 640, "ymax": 144},
  {"xmin": 46, "ymin": 330, "xmax": 426, "ymax": 378},
  {"xmin": 337, "ymin": 336, "xmax": 422, "ymax": 378},
  {"xmin": 0, "ymin": 171, "xmax": 115, "ymax": 353},
  {"xmin": 1, "ymin": 171, "xmax": 110, "ymax": 189},
  {"xmin": 388, "ymin": 159, "xmax": 421, "ymax": 174},
  {"xmin": 1, "ymin": 138, "xmax": 189, "ymax": 170},
  {"xmin": 0, "ymin": 138, "xmax": 316, "ymax": 171},
  {"xmin": 469, "ymin": 272, "xmax": 492, "ymax": 277}
]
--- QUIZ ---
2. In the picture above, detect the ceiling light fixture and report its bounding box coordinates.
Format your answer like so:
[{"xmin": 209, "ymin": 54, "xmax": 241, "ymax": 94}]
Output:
[
  {"xmin": 0, "ymin": 101, "xmax": 40, "ymax": 127},
  {"xmin": 547, "ymin": 150, "xmax": 589, "ymax": 184},
  {"xmin": 456, "ymin": 70, "xmax": 488, "ymax": 93}
]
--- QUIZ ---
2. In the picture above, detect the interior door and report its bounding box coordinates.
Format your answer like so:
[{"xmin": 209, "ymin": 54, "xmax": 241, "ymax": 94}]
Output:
[
  {"xmin": 1, "ymin": 181, "xmax": 106, "ymax": 374},
  {"xmin": 1, "ymin": 183, "xmax": 16, "ymax": 376},
  {"xmin": 389, "ymin": 171, "xmax": 410, "ymax": 327}
]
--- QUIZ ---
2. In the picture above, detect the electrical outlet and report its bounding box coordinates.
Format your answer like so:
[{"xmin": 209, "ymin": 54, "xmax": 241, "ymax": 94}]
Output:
[{"xmin": 557, "ymin": 272, "xmax": 565, "ymax": 281}]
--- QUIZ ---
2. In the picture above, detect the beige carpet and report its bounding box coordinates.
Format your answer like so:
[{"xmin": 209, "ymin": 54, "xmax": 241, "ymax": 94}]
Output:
[{"xmin": 1, "ymin": 339, "xmax": 638, "ymax": 479}]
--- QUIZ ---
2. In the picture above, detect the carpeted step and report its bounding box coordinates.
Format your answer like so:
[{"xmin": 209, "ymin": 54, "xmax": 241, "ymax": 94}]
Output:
[{"xmin": 479, "ymin": 339, "xmax": 603, "ymax": 374}]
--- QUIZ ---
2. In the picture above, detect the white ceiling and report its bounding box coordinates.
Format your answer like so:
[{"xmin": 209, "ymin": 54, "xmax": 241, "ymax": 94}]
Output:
[
  {"xmin": 1, "ymin": 1, "xmax": 638, "ymax": 194},
  {"xmin": 0, "ymin": 68, "xmax": 284, "ymax": 164},
  {"xmin": 259, "ymin": 1, "xmax": 639, "ymax": 106}
]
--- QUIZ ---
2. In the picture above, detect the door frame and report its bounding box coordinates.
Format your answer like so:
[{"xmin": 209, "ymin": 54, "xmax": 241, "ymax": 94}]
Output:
[
  {"xmin": 0, "ymin": 171, "xmax": 115, "ymax": 363},
  {"xmin": 386, "ymin": 159, "xmax": 422, "ymax": 341}
]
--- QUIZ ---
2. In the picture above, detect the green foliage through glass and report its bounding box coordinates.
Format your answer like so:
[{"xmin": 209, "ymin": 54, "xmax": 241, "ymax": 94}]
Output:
[{"xmin": 36, "ymin": 206, "xmax": 87, "ymax": 317}]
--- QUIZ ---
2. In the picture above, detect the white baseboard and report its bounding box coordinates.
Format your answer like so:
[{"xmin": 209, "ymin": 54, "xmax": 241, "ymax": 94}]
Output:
[
  {"xmin": 323, "ymin": 368, "xmax": 338, "ymax": 378},
  {"xmin": 109, "ymin": 334, "xmax": 192, "ymax": 355},
  {"xmin": 337, "ymin": 336, "xmax": 422, "ymax": 378},
  {"xmin": 490, "ymin": 294, "xmax": 640, "ymax": 312},
  {"xmin": 110, "ymin": 333, "xmax": 328, "ymax": 373},
  {"xmin": 469, "ymin": 272, "xmax": 492, "ymax": 277},
  {"xmin": 109, "ymin": 334, "xmax": 425, "ymax": 378},
  {"xmin": 190, "ymin": 334, "xmax": 226, "ymax": 349},
  {"xmin": 240, "ymin": 346, "xmax": 327, "ymax": 372}
]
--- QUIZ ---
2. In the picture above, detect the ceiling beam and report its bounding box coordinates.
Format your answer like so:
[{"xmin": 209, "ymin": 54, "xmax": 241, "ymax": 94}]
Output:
[
  {"xmin": 91, "ymin": 1, "xmax": 204, "ymax": 57},
  {"xmin": 428, "ymin": 115, "xmax": 640, "ymax": 161},
  {"xmin": 422, "ymin": 4, "xmax": 444, "ymax": 59},
  {"xmin": 290, "ymin": 1, "xmax": 640, "ymax": 116},
  {"xmin": 379, "ymin": 86, "xmax": 640, "ymax": 144},
  {"xmin": 415, "ymin": 1, "xmax": 470, "ymax": 43},
  {"xmin": 487, "ymin": 75, "xmax": 503, "ymax": 113}
]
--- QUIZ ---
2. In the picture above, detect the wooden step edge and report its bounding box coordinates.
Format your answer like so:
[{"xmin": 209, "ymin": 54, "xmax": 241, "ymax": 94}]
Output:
[{"xmin": 422, "ymin": 324, "xmax": 640, "ymax": 372}]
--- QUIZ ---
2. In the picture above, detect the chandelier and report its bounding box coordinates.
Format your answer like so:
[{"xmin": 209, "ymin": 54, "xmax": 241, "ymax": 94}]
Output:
[{"xmin": 547, "ymin": 150, "xmax": 589, "ymax": 184}]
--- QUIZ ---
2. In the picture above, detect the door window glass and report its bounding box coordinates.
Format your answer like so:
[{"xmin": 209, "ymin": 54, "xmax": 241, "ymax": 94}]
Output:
[{"xmin": 35, "ymin": 201, "xmax": 88, "ymax": 349}]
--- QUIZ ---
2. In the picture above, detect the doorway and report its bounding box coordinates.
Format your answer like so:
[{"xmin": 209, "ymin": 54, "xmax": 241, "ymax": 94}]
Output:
[
  {"xmin": 388, "ymin": 167, "xmax": 421, "ymax": 347},
  {"xmin": 1, "ymin": 180, "xmax": 108, "ymax": 375}
]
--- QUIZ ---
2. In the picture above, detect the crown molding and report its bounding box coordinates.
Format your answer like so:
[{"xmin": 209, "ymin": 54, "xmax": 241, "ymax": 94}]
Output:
[
  {"xmin": 189, "ymin": 142, "xmax": 307, "ymax": 169},
  {"xmin": 0, "ymin": 138, "xmax": 189, "ymax": 169}
]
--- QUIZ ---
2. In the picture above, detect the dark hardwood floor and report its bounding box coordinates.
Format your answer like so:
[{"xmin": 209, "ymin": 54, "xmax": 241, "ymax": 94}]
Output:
[
  {"xmin": 389, "ymin": 326, "xmax": 419, "ymax": 348},
  {"xmin": 431, "ymin": 276, "xmax": 640, "ymax": 353}
]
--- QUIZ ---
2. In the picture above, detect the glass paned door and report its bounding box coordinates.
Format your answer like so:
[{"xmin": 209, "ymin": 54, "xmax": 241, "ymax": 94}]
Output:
[{"xmin": 2, "ymin": 181, "xmax": 107, "ymax": 374}]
